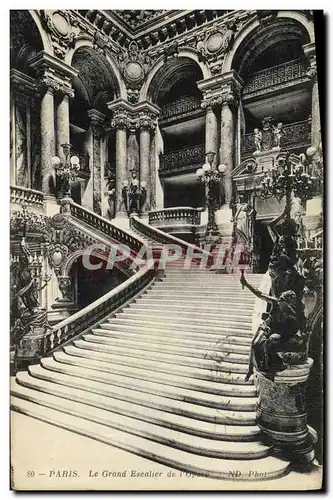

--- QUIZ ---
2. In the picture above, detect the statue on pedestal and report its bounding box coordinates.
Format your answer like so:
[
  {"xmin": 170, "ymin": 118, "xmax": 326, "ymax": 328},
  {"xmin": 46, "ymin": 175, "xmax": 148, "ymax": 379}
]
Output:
[
  {"xmin": 122, "ymin": 169, "xmax": 147, "ymax": 217},
  {"xmin": 10, "ymin": 237, "xmax": 51, "ymax": 368}
]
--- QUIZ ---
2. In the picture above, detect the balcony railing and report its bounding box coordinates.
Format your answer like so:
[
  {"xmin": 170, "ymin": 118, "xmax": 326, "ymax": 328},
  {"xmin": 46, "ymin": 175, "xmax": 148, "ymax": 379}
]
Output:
[
  {"xmin": 160, "ymin": 95, "xmax": 202, "ymax": 121},
  {"xmin": 243, "ymin": 58, "xmax": 309, "ymax": 96},
  {"xmin": 160, "ymin": 144, "xmax": 205, "ymax": 175},
  {"xmin": 241, "ymin": 120, "xmax": 311, "ymax": 157},
  {"xmin": 10, "ymin": 185, "xmax": 44, "ymax": 207},
  {"xmin": 149, "ymin": 207, "xmax": 201, "ymax": 227}
]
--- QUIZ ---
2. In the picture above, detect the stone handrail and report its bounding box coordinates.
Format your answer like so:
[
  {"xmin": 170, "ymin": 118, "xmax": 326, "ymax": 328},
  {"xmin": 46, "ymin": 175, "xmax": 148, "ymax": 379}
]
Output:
[
  {"xmin": 149, "ymin": 207, "xmax": 201, "ymax": 227},
  {"xmin": 130, "ymin": 215, "xmax": 213, "ymax": 264},
  {"xmin": 243, "ymin": 58, "xmax": 309, "ymax": 96},
  {"xmin": 44, "ymin": 266, "xmax": 155, "ymax": 354},
  {"xmin": 68, "ymin": 200, "xmax": 144, "ymax": 254},
  {"xmin": 10, "ymin": 185, "xmax": 44, "ymax": 207}
]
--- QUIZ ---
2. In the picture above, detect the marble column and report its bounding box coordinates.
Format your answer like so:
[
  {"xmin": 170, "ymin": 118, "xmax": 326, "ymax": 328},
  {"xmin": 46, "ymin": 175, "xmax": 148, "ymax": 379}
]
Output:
[
  {"xmin": 10, "ymin": 94, "xmax": 16, "ymax": 185},
  {"xmin": 310, "ymin": 72, "xmax": 321, "ymax": 148},
  {"xmin": 87, "ymin": 109, "xmax": 106, "ymax": 215},
  {"xmin": 40, "ymin": 87, "xmax": 55, "ymax": 180},
  {"xmin": 139, "ymin": 126, "xmax": 151, "ymax": 212},
  {"xmin": 13, "ymin": 93, "xmax": 28, "ymax": 187},
  {"xmin": 56, "ymin": 94, "xmax": 70, "ymax": 157},
  {"xmin": 205, "ymin": 105, "xmax": 218, "ymax": 164},
  {"xmin": 220, "ymin": 96, "xmax": 237, "ymax": 205},
  {"xmin": 115, "ymin": 126, "xmax": 128, "ymax": 215}
]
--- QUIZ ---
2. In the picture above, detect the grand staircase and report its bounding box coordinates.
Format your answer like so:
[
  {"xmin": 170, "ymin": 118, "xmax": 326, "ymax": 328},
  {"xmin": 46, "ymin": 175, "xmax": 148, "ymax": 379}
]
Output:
[
  {"xmin": 11, "ymin": 201, "xmax": 291, "ymax": 481},
  {"xmin": 11, "ymin": 256, "xmax": 291, "ymax": 480}
]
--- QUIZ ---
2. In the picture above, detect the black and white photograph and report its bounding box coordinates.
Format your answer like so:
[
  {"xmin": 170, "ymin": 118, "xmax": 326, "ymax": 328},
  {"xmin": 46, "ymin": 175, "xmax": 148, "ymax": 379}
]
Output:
[{"xmin": 9, "ymin": 8, "xmax": 324, "ymax": 491}]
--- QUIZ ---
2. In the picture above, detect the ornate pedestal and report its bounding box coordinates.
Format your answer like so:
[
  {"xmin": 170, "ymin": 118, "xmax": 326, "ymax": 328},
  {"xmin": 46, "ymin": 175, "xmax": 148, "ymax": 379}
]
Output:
[{"xmin": 255, "ymin": 359, "xmax": 317, "ymax": 465}]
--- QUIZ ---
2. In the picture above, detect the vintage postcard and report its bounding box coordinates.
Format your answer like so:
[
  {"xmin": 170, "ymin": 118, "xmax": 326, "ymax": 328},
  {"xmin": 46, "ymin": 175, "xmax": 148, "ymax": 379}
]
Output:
[{"xmin": 10, "ymin": 8, "xmax": 324, "ymax": 491}]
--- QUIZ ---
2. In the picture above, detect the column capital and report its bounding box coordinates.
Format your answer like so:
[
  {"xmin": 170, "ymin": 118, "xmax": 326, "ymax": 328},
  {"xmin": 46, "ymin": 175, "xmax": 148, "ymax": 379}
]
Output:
[
  {"xmin": 108, "ymin": 99, "xmax": 160, "ymax": 131},
  {"xmin": 29, "ymin": 51, "xmax": 78, "ymax": 98},
  {"xmin": 10, "ymin": 69, "xmax": 38, "ymax": 102},
  {"xmin": 88, "ymin": 108, "xmax": 107, "ymax": 137},
  {"xmin": 198, "ymin": 70, "xmax": 243, "ymax": 110},
  {"xmin": 303, "ymin": 42, "xmax": 317, "ymax": 81}
]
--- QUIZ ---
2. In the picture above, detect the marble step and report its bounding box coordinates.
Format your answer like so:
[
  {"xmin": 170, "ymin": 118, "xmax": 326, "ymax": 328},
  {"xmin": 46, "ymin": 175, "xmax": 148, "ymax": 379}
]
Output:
[
  {"xmin": 42, "ymin": 354, "xmax": 256, "ymax": 398},
  {"xmin": 124, "ymin": 304, "xmax": 253, "ymax": 320},
  {"xmin": 143, "ymin": 292, "xmax": 256, "ymax": 303},
  {"xmin": 116, "ymin": 311, "xmax": 252, "ymax": 328},
  {"xmin": 11, "ymin": 395, "xmax": 290, "ymax": 480},
  {"xmin": 11, "ymin": 381, "xmax": 268, "ymax": 459},
  {"xmin": 135, "ymin": 297, "xmax": 255, "ymax": 308},
  {"xmin": 106, "ymin": 317, "xmax": 253, "ymax": 335},
  {"xmin": 72, "ymin": 338, "xmax": 249, "ymax": 375},
  {"xmin": 91, "ymin": 328, "xmax": 252, "ymax": 353},
  {"xmin": 55, "ymin": 345, "xmax": 250, "ymax": 385},
  {"xmin": 83, "ymin": 333, "xmax": 250, "ymax": 364},
  {"xmin": 28, "ymin": 362, "xmax": 256, "ymax": 413},
  {"xmin": 99, "ymin": 323, "xmax": 253, "ymax": 343},
  {"xmin": 132, "ymin": 300, "xmax": 255, "ymax": 314}
]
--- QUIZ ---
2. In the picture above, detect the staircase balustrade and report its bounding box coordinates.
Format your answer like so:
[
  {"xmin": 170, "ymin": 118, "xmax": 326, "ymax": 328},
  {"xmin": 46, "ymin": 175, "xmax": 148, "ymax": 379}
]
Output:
[
  {"xmin": 44, "ymin": 267, "xmax": 155, "ymax": 354},
  {"xmin": 10, "ymin": 185, "xmax": 44, "ymax": 207},
  {"xmin": 149, "ymin": 207, "xmax": 201, "ymax": 227},
  {"xmin": 130, "ymin": 215, "xmax": 213, "ymax": 266},
  {"xmin": 69, "ymin": 201, "xmax": 144, "ymax": 254}
]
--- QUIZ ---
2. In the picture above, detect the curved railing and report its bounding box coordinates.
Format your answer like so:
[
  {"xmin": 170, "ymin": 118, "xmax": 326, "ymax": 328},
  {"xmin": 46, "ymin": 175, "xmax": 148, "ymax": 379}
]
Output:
[
  {"xmin": 44, "ymin": 266, "xmax": 155, "ymax": 354},
  {"xmin": 69, "ymin": 201, "xmax": 144, "ymax": 254},
  {"xmin": 149, "ymin": 207, "xmax": 201, "ymax": 227},
  {"xmin": 130, "ymin": 216, "xmax": 213, "ymax": 264},
  {"xmin": 10, "ymin": 185, "xmax": 44, "ymax": 207}
]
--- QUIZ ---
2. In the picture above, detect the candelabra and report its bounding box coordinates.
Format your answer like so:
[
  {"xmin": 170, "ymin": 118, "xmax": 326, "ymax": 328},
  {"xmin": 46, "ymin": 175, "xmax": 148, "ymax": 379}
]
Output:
[
  {"xmin": 257, "ymin": 147, "xmax": 323, "ymax": 219},
  {"xmin": 196, "ymin": 152, "xmax": 226, "ymax": 239},
  {"xmin": 51, "ymin": 143, "xmax": 81, "ymax": 198},
  {"xmin": 122, "ymin": 169, "xmax": 147, "ymax": 217}
]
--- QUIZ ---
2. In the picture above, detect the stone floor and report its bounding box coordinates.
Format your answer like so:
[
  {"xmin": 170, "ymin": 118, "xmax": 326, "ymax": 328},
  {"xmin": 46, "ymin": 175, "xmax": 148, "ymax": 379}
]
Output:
[{"xmin": 11, "ymin": 412, "xmax": 322, "ymax": 491}]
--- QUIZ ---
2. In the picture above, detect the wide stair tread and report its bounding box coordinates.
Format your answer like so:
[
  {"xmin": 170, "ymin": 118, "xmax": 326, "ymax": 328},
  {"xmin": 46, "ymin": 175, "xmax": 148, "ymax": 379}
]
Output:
[
  {"xmin": 83, "ymin": 333, "xmax": 249, "ymax": 364},
  {"xmin": 73, "ymin": 338, "xmax": 249, "ymax": 375},
  {"xmin": 42, "ymin": 353, "xmax": 256, "ymax": 398},
  {"xmin": 91, "ymin": 328, "xmax": 252, "ymax": 353},
  {"xmin": 11, "ymin": 393, "xmax": 289, "ymax": 480},
  {"xmin": 98, "ymin": 323, "xmax": 253, "ymax": 344},
  {"xmin": 55, "ymin": 346, "xmax": 251, "ymax": 385},
  {"xmin": 11, "ymin": 380, "xmax": 268, "ymax": 459}
]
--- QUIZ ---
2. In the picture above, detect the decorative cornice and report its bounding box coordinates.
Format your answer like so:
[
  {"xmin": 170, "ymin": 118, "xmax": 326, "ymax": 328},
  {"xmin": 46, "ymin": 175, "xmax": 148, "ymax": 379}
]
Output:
[
  {"xmin": 303, "ymin": 42, "xmax": 317, "ymax": 82},
  {"xmin": 29, "ymin": 51, "xmax": 78, "ymax": 97},
  {"xmin": 107, "ymin": 99, "xmax": 160, "ymax": 131},
  {"xmin": 10, "ymin": 69, "xmax": 38, "ymax": 98},
  {"xmin": 198, "ymin": 70, "xmax": 243, "ymax": 109},
  {"xmin": 87, "ymin": 109, "xmax": 107, "ymax": 138}
]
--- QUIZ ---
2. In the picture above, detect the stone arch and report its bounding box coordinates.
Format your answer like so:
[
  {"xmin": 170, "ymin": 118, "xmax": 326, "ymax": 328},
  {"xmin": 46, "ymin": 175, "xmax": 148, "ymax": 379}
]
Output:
[
  {"xmin": 28, "ymin": 10, "xmax": 53, "ymax": 54},
  {"xmin": 223, "ymin": 11, "xmax": 313, "ymax": 75},
  {"xmin": 141, "ymin": 48, "xmax": 210, "ymax": 102},
  {"xmin": 66, "ymin": 38, "xmax": 126, "ymax": 100},
  {"xmin": 10, "ymin": 10, "xmax": 49, "ymax": 73},
  {"xmin": 61, "ymin": 248, "xmax": 109, "ymax": 277}
]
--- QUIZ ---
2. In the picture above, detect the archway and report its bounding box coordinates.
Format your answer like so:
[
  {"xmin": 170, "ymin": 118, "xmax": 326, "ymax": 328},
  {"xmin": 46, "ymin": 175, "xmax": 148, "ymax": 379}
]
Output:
[
  {"xmin": 10, "ymin": 11, "xmax": 45, "ymax": 189},
  {"xmin": 230, "ymin": 17, "xmax": 312, "ymax": 160},
  {"xmin": 69, "ymin": 47, "xmax": 119, "ymax": 208},
  {"xmin": 148, "ymin": 57, "xmax": 205, "ymax": 208}
]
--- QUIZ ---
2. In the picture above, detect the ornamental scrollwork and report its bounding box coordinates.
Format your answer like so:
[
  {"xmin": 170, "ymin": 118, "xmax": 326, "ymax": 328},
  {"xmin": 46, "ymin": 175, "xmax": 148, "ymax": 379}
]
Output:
[
  {"xmin": 116, "ymin": 41, "xmax": 151, "ymax": 103},
  {"xmin": 41, "ymin": 10, "xmax": 80, "ymax": 60}
]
